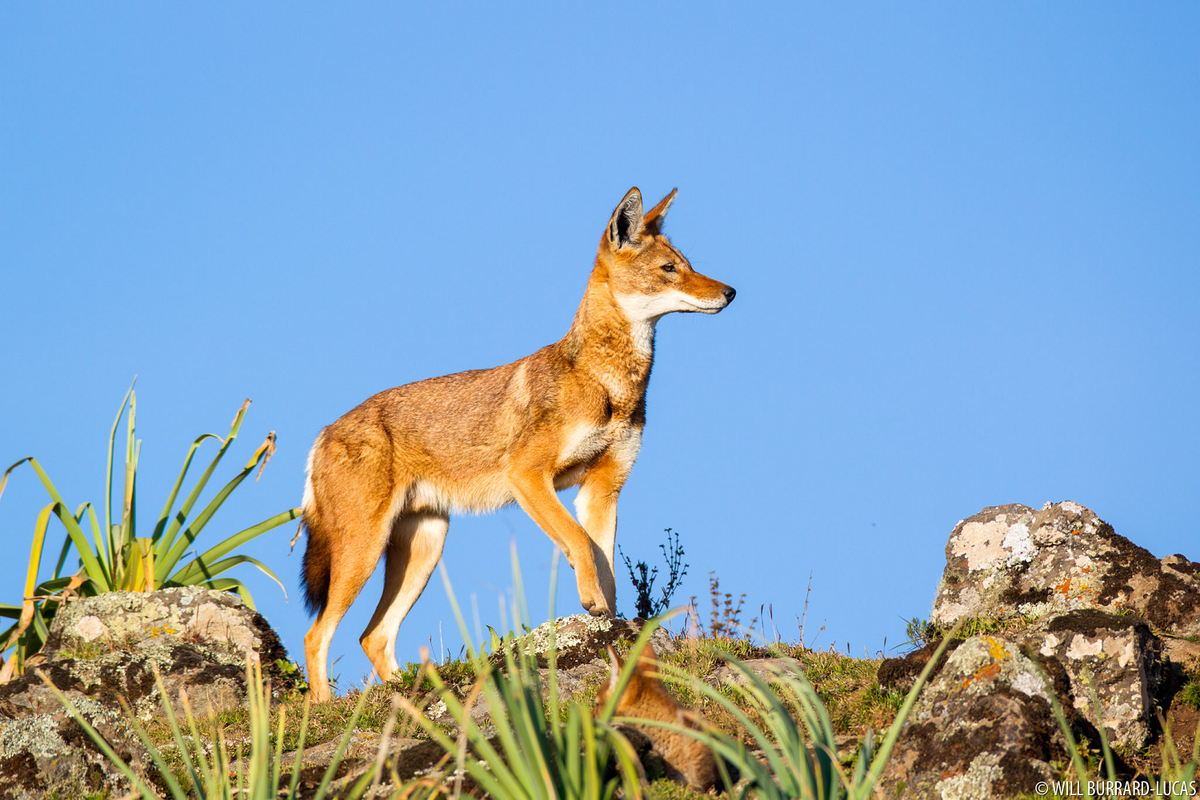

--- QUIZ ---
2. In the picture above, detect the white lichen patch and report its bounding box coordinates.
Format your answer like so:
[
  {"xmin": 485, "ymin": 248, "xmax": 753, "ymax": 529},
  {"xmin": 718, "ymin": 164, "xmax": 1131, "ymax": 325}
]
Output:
[
  {"xmin": 936, "ymin": 751, "xmax": 1004, "ymax": 800},
  {"xmin": 952, "ymin": 520, "xmax": 1012, "ymax": 572},
  {"xmin": 1010, "ymin": 670, "xmax": 1049, "ymax": 700},
  {"xmin": 1018, "ymin": 600, "xmax": 1060, "ymax": 620},
  {"xmin": 1065, "ymin": 634, "xmax": 1104, "ymax": 660},
  {"xmin": 1103, "ymin": 637, "xmax": 1136, "ymax": 668},
  {"xmin": 1039, "ymin": 632, "xmax": 1061, "ymax": 657},
  {"xmin": 1003, "ymin": 522, "xmax": 1036, "ymax": 566},
  {"xmin": 931, "ymin": 590, "xmax": 979, "ymax": 626},
  {"xmin": 73, "ymin": 615, "xmax": 106, "ymax": 642}
]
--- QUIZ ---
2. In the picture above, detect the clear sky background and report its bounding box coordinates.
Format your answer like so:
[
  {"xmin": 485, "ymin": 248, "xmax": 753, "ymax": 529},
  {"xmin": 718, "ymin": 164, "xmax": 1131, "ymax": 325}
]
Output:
[{"xmin": 2, "ymin": 5, "xmax": 1197, "ymax": 691}]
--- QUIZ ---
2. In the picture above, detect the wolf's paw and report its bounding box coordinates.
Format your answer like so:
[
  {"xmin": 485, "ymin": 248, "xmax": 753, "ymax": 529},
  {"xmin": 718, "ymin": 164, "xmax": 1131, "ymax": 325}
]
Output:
[{"xmin": 581, "ymin": 596, "xmax": 612, "ymax": 617}]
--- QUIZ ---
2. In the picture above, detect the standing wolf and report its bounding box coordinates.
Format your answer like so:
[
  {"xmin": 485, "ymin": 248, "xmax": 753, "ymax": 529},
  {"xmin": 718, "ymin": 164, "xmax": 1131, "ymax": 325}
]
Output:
[{"xmin": 300, "ymin": 188, "xmax": 735, "ymax": 701}]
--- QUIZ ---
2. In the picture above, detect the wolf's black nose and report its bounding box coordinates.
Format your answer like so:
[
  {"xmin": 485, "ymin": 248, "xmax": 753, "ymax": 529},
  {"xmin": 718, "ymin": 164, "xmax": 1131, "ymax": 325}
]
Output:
[{"xmin": 723, "ymin": 286, "xmax": 736, "ymax": 302}]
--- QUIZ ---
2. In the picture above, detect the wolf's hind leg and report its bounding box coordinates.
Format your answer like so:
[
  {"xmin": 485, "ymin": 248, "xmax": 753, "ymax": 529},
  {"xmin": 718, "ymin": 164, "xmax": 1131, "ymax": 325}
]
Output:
[
  {"xmin": 304, "ymin": 503, "xmax": 393, "ymax": 703},
  {"xmin": 360, "ymin": 511, "xmax": 449, "ymax": 681}
]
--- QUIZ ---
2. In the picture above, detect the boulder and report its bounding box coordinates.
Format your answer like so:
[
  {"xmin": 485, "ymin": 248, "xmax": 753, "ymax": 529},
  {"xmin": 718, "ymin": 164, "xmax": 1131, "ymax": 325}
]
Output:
[
  {"xmin": 881, "ymin": 635, "xmax": 1065, "ymax": 800},
  {"xmin": 711, "ymin": 657, "xmax": 805, "ymax": 688},
  {"xmin": 42, "ymin": 586, "xmax": 295, "ymax": 718},
  {"xmin": 422, "ymin": 615, "xmax": 667, "ymax": 730},
  {"xmin": 278, "ymin": 732, "xmax": 452, "ymax": 798},
  {"xmin": 508, "ymin": 614, "xmax": 677, "ymax": 670},
  {"xmin": 0, "ymin": 690, "xmax": 149, "ymax": 800},
  {"xmin": 1020, "ymin": 610, "xmax": 1162, "ymax": 750},
  {"xmin": 0, "ymin": 588, "xmax": 297, "ymax": 800},
  {"xmin": 931, "ymin": 502, "xmax": 1200, "ymax": 638}
]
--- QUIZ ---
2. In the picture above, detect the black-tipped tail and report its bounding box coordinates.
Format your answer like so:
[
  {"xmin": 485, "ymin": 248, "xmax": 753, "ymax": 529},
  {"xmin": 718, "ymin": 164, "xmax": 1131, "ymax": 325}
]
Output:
[{"xmin": 299, "ymin": 516, "xmax": 330, "ymax": 616}]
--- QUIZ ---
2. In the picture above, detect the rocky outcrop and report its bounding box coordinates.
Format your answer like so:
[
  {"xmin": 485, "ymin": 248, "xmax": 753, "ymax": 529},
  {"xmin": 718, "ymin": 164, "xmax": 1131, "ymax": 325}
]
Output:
[
  {"xmin": 0, "ymin": 587, "xmax": 297, "ymax": 800},
  {"xmin": 423, "ymin": 614, "xmax": 670, "ymax": 729},
  {"xmin": 932, "ymin": 502, "xmax": 1200, "ymax": 638},
  {"xmin": 882, "ymin": 636, "xmax": 1063, "ymax": 799},
  {"xmin": 1026, "ymin": 610, "xmax": 1162, "ymax": 750},
  {"xmin": 882, "ymin": 501, "xmax": 1198, "ymax": 798}
]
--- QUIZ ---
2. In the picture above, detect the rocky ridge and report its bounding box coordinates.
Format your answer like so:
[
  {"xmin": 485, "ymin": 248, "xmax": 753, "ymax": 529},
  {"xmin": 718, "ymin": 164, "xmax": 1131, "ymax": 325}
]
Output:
[
  {"xmin": 880, "ymin": 501, "xmax": 1200, "ymax": 799},
  {"xmin": 0, "ymin": 501, "xmax": 1195, "ymax": 800}
]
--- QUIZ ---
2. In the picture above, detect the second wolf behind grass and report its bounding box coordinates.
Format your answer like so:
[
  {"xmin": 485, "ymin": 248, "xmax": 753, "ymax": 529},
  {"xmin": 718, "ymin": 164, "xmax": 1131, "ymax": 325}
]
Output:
[
  {"xmin": 299, "ymin": 187, "xmax": 736, "ymax": 702},
  {"xmin": 598, "ymin": 644, "xmax": 726, "ymax": 793}
]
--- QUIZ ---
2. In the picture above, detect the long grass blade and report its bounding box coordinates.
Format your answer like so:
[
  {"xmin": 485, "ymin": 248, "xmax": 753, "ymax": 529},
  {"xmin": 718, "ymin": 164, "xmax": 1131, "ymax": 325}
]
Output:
[
  {"xmin": 0, "ymin": 457, "xmax": 35, "ymax": 504},
  {"xmin": 287, "ymin": 696, "xmax": 312, "ymax": 799},
  {"xmin": 152, "ymin": 433, "xmax": 223, "ymax": 553},
  {"xmin": 157, "ymin": 434, "xmax": 278, "ymax": 581},
  {"xmin": 171, "ymin": 553, "xmax": 286, "ymax": 596},
  {"xmin": 153, "ymin": 399, "xmax": 251, "ymax": 582},
  {"xmin": 194, "ymin": 578, "xmax": 256, "ymax": 607},
  {"xmin": 46, "ymin": 501, "xmax": 109, "ymax": 590},
  {"xmin": 167, "ymin": 507, "xmax": 300, "ymax": 587},
  {"xmin": 122, "ymin": 393, "xmax": 138, "ymax": 551},
  {"xmin": 104, "ymin": 380, "xmax": 135, "ymax": 547},
  {"xmin": 0, "ymin": 503, "xmax": 53, "ymax": 673}
]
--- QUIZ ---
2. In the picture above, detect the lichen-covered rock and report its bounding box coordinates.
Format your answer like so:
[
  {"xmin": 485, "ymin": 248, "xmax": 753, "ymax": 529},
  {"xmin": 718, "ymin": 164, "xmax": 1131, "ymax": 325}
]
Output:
[
  {"xmin": 0, "ymin": 686, "xmax": 150, "ymax": 800},
  {"xmin": 1021, "ymin": 610, "xmax": 1162, "ymax": 750},
  {"xmin": 931, "ymin": 502, "xmax": 1200, "ymax": 638},
  {"xmin": 881, "ymin": 635, "xmax": 1063, "ymax": 800},
  {"xmin": 711, "ymin": 657, "xmax": 805, "ymax": 688},
  {"xmin": 50, "ymin": 587, "xmax": 290, "ymax": 668},
  {"xmin": 421, "ymin": 614, "xmax": 657, "ymax": 731},
  {"xmin": 506, "ymin": 614, "xmax": 676, "ymax": 670},
  {"xmin": 32, "ymin": 586, "xmax": 296, "ymax": 719},
  {"xmin": 0, "ymin": 588, "xmax": 296, "ymax": 800}
]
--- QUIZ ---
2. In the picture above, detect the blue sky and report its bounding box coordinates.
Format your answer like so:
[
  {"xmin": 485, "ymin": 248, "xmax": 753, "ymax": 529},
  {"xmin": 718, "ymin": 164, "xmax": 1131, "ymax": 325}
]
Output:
[{"xmin": 2, "ymin": 4, "xmax": 1197, "ymax": 689}]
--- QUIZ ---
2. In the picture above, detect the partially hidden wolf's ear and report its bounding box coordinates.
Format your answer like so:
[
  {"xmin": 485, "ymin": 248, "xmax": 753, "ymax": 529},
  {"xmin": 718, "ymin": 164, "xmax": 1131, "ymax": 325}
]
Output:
[
  {"xmin": 634, "ymin": 643, "xmax": 660, "ymax": 675},
  {"xmin": 607, "ymin": 187, "xmax": 644, "ymax": 249},
  {"xmin": 605, "ymin": 646, "xmax": 623, "ymax": 693},
  {"xmin": 641, "ymin": 188, "xmax": 677, "ymax": 236}
]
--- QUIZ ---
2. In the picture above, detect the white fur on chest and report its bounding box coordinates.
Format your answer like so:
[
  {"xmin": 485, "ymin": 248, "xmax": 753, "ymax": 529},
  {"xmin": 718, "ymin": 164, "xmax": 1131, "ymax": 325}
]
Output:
[{"xmin": 558, "ymin": 422, "xmax": 614, "ymax": 466}]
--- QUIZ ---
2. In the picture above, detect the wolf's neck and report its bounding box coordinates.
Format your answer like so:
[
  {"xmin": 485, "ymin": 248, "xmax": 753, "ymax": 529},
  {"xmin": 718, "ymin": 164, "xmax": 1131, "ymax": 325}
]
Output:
[{"xmin": 562, "ymin": 278, "xmax": 656, "ymax": 379}]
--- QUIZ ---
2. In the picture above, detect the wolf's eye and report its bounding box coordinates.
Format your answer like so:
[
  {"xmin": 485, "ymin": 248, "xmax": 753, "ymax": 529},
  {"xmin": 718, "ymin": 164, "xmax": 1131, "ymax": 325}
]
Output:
[{"xmin": 661, "ymin": 263, "xmax": 676, "ymax": 273}]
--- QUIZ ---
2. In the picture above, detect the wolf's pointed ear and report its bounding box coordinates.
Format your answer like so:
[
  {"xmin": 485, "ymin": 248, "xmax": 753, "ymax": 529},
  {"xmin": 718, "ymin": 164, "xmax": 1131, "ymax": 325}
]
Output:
[
  {"xmin": 642, "ymin": 189, "xmax": 677, "ymax": 235},
  {"xmin": 607, "ymin": 187, "xmax": 644, "ymax": 249},
  {"xmin": 605, "ymin": 646, "xmax": 623, "ymax": 693},
  {"xmin": 635, "ymin": 643, "xmax": 660, "ymax": 674}
]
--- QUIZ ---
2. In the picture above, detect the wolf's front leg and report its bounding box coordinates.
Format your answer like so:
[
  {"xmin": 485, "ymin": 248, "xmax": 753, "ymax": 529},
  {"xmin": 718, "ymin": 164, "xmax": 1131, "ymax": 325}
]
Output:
[
  {"xmin": 507, "ymin": 468, "xmax": 611, "ymax": 616},
  {"xmin": 574, "ymin": 471, "xmax": 623, "ymax": 613},
  {"xmin": 574, "ymin": 440, "xmax": 638, "ymax": 613}
]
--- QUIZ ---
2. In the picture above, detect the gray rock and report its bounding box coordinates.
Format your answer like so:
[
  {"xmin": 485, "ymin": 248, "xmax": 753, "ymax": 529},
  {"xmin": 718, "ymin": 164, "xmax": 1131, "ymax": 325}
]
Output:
[
  {"xmin": 931, "ymin": 502, "xmax": 1200, "ymax": 638},
  {"xmin": 881, "ymin": 635, "xmax": 1064, "ymax": 800},
  {"xmin": 509, "ymin": 614, "xmax": 676, "ymax": 670},
  {"xmin": 0, "ymin": 588, "xmax": 297, "ymax": 800},
  {"xmin": 711, "ymin": 657, "xmax": 805, "ymax": 688},
  {"xmin": 0, "ymin": 691, "xmax": 150, "ymax": 800},
  {"xmin": 1020, "ymin": 610, "xmax": 1162, "ymax": 750},
  {"xmin": 278, "ymin": 733, "xmax": 449, "ymax": 797}
]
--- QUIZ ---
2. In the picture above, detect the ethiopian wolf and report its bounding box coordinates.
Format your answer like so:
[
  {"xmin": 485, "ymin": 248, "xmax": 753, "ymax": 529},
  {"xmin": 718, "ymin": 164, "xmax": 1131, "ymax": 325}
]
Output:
[
  {"xmin": 299, "ymin": 188, "xmax": 735, "ymax": 702},
  {"xmin": 597, "ymin": 644, "xmax": 721, "ymax": 792}
]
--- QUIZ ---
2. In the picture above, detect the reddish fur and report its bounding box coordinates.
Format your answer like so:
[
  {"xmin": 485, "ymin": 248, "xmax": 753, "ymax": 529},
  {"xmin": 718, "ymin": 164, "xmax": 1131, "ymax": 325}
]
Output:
[
  {"xmin": 299, "ymin": 188, "xmax": 734, "ymax": 702},
  {"xmin": 597, "ymin": 645, "xmax": 720, "ymax": 792}
]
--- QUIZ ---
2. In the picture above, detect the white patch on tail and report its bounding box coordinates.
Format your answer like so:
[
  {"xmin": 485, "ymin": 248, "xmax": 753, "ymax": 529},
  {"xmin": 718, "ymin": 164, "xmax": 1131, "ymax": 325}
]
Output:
[{"xmin": 301, "ymin": 435, "xmax": 321, "ymax": 512}]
